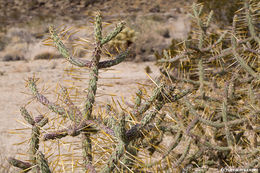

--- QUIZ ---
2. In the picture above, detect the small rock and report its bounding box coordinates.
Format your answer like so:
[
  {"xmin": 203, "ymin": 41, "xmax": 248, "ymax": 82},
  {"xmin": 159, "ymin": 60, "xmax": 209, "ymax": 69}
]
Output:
[
  {"xmin": 2, "ymin": 54, "xmax": 25, "ymax": 61},
  {"xmin": 0, "ymin": 71, "xmax": 5, "ymax": 76},
  {"xmin": 145, "ymin": 66, "xmax": 152, "ymax": 73},
  {"xmin": 149, "ymin": 5, "xmax": 160, "ymax": 13},
  {"xmin": 127, "ymin": 7, "xmax": 141, "ymax": 13},
  {"xmin": 0, "ymin": 36, "xmax": 8, "ymax": 51},
  {"xmin": 161, "ymin": 29, "xmax": 170, "ymax": 38},
  {"xmin": 143, "ymin": 54, "xmax": 156, "ymax": 61},
  {"xmin": 33, "ymin": 52, "xmax": 62, "ymax": 60}
]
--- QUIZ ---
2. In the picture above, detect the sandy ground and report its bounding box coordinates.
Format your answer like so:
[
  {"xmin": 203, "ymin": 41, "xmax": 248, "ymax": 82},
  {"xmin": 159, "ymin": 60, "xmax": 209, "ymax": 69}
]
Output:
[{"xmin": 0, "ymin": 58, "xmax": 160, "ymax": 168}]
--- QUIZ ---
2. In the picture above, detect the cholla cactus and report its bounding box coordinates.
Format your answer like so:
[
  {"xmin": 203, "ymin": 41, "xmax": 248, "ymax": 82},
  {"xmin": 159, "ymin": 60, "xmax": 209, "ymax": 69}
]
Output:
[
  {"xmin": 159, "ymin": 1, "xmax": 259, "ymax": 81},
  {"xmin": 8, "ymin": 1, "xmax": 259, "ymax": 172},
  {"xmin": 7, "ymin": 11, "xmax": 189, "ymax": 172},
  {"xmin": 157, "ymin": 0, "xmax": 259, "ymax": 171},
  {"xmin": 108, "ymin": 27, "xmax": 136, "ymax": 51}
]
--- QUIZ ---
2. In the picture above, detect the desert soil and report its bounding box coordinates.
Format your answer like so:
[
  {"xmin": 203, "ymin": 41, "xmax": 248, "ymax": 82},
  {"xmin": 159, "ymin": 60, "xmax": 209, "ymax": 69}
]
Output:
[{"xmin": 0, "ymin": 58, "xmax": 159, "ymax": 155}]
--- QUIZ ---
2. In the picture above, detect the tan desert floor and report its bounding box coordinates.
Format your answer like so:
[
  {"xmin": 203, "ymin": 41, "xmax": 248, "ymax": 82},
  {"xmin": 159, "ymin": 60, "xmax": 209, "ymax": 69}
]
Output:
[{"xmin": 0, "ymin": 59, "xmax": 159, "ymax": 165}]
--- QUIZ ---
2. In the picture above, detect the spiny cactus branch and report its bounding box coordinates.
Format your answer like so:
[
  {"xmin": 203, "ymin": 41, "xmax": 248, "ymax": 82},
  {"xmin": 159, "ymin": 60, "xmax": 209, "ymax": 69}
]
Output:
[
  {"xmin": 126, "ymin": 88, "xmax": 192, "ymax": 142},
  {"xmin": 81, "ymin": 38, "xmax": 101, "ymax": 169},
  {"xmin": 7, "ymin": 157, "xmax": 32, "ymax": 172},
  {"xmin": 101, "ymin": 141, "xmax": 126, "ymax": 173},
  {"xmin": 43, "ymin": 118, "xmax": 114, "ymax": 140},
  {"xmin": 145, "ymin": 130, "xmax": 183, "ymax": 168},
  {"xmin": 200, "ymin": 30, "xmax": 228, "ymax": 52},
  {"xmin": 95, "ymin": 11, "xmax": 102, "ymax": 43},
  {"xmin": 50, "ymin": 26, "xmax": 127, "ymax": 69},
  {"xmin": 43, "ymin": 128, "xmax": 68, "ymax": 140},
  {"xmin": 231, "ymin": 36, "xmax": 260, "ymax": 80},
  {"xmin": 30, "ymin": 125, "xmax": 40, "ymax": 168},
  {"xmin": 20, "ymin": 107, "xmax": 35, "ymax": 126},
  {"xmin": 101, "ymin": 85, "xmax": 188, "ymax": 172},
  {"xmin": 191, "ymin": 133, "xmax": 231, "ymax": 151},
  {"xmin": 222, "ymin": 83, "xmax": 234, "ymax": 147},
  {"xmin": 82, "ymin": 133, "xmax": 93, "ymax": 169},
  {"xmin": 36, "ymin": 151, "xmax": 51, "ymax": 173},
  {"xmin": 98, "ymin": 49, "xmax": 129, "ymax": 68},
  {"xmin": 191, "ymin": 3, "xmax": 207, "ymax": 50},
  {"xmin": 31, "ymin": 115, "xmax": 48, "ymax": 172},
  {"xmin": 183, "ymin": 98, "xmax": 252, "ymax": 129},
  {"xmin": 28, "ymin": 77, "xmax": 69, "ymax": 119},
  {"xmin": 198, "ymin": 59, "xmax": 205, "ymax": 97},
  {"xmin": 9, "ymin": 108, "xmax": 49, "ymax": 173},
  {"xmin": 37, "ymin": 116, "xmax": 48, "ymax": 127},
  {"xmin": 244, "ymin": 1, "xmax": 260, "ymax": 45},
  {"xmin": 60, "ymin": 86, "xmax": 82, "ymax": 121},
  {"xmin": 76, "ymin": 12, "xmax": 127, "ymax": 169},
  {"xmin": 101, "ymin": 113, "xmax": 127, "ymax": 172},
  {"xmin": 131, "ymin": 84, "xmax": 164, "ymax": 118},
  {"xmin": 115, "ymin": 113, "xmax": 127, "ymax": 142},
  {"xmin": 101, "ymin": 21, "xmax": 126, "ymax": 46},
  {"xmin": 173, "ymin": 138, "xmax": 191, "ymax": 167},
  {"xmin": 134, "ymin": 89, "xmax": 142, "ymax": 109},
  {"xmin": 159, "ymin": 36, "xmax": 255, "ymax": 64}
]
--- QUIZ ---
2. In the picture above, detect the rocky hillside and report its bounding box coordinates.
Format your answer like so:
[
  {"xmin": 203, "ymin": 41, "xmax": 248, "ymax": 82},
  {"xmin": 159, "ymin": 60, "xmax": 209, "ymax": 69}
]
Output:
[
  {"xmin": 0, "ymin": 0, "xmax": 242, "ymax": 62},
  {"xmin": 0, "ymin": 0, "xmax": 194, "ymax": 62},
  {"xmin": 0, "ymin": 0, "xmax": 190, "ymax": 30}
]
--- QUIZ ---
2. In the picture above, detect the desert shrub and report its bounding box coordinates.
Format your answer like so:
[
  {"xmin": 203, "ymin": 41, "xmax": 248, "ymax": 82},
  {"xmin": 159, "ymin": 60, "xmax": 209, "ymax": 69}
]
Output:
[
  {"xmin": 107, "ymin": 26, "xmax": 136, "ymax": 60},
  {"xmin": 157, "ymin": 1, "xmax": 259, "ymax": 170},
  {"xmin": 197, "ymin": 0, "xmax": 243, "ymax": 26},
  {"xmin": 108, "ymin": 27, "xmax": 136, "ymax": 50},
  {"xmin": 7, "ymin": 1, "xmax": 259, "ymax": 172}
]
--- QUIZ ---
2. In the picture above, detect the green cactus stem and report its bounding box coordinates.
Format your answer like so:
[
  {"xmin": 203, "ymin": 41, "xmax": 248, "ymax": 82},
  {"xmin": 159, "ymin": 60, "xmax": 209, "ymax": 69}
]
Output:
[
  {"xmin": 50, "ymin": 12, "xmax": 128, "ymax": 170},
  {"xmin": 36, "ymin": 151, "xmax": 51, "ymax": 173},
  {"xmin": 43, "ymin": 118, "xmax": 114, "ymax": 140},
  {"xmin": 244, "ymin": 1, "xmax": 260, "ymax": 45},
  {"xmin": 8, "ymin": 107, "xmax": 49, "ymax": 173},
  {"xmin": 101, "ymin": 113, "xmax": 127, "ymax": 173},
  {"xmin": 28, "ymin": 77, "xmax": 69, "ymax": 119},
  {"xmin": 231, "ymin": 36, "xmax": 260, "ymax": 80},
  {"xmin": 132, "ymin": 84, "xmax": 164, "ymax": 118},
  {"xmin": 173, "ymin": 138, "xmax": 191, "ymax": 167},
  {"xmin": 145, "ymin": 130, "xmax": 183, "ymax": 168},
  {"xmin": 126, "ymin": 88, "xmax": 192, "ymax": 142},
  {"xmin": 134, "ymin": 89, "xmax": 142, "ymax": 109},
  {"xmin": 222, "ymin": 83, "xmax": 234, "ymax": 147},
  {"xmin": 7, "ymin": 158, "xmax": 32, "ymax": 172},
  {"xmin": 101, "ymin": 21, "xmax": 126, "ymax": 46}
]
